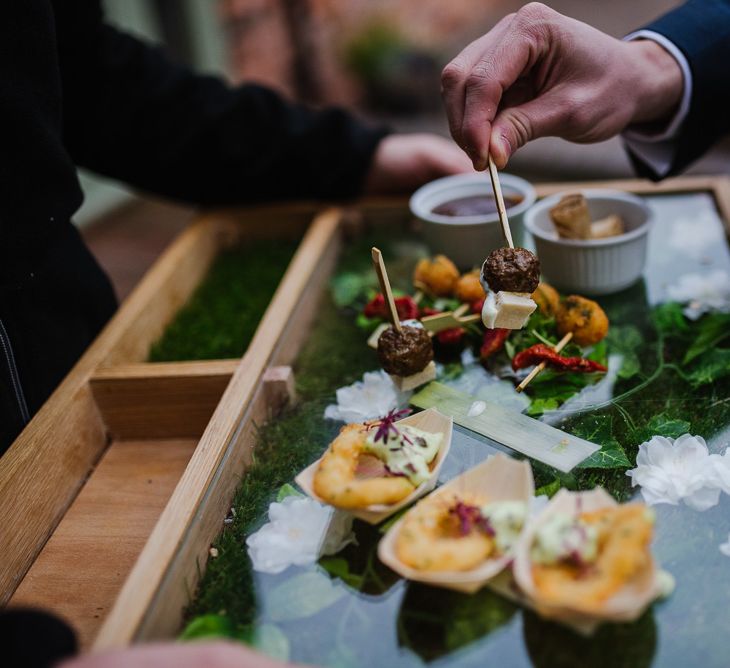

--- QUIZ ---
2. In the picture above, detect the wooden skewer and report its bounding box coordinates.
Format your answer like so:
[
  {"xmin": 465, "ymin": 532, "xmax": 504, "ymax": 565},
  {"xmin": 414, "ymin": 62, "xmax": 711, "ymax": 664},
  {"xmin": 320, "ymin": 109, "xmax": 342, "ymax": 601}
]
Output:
[
  {"xmin": 371, "ymin": 247, "xmax": 401, "ymax": 332},
  {"xmin": 516, "ymin": 331, "xmax": 573, "ymax": 393},
  {"xmin": 487, "ymin": 155, "xmax": 514, "ymax": 249}
]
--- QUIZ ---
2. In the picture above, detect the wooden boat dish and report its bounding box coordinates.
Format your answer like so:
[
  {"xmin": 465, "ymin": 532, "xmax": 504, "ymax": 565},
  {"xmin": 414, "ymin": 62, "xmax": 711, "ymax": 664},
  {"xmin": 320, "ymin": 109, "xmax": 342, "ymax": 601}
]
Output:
[
  {"xmin": 378, "ymin": 453, "xmax": 534, "ymax": 593},
  {"xmin": 513, "ymin": 487, "xmax": 666, "ymax": 634}
]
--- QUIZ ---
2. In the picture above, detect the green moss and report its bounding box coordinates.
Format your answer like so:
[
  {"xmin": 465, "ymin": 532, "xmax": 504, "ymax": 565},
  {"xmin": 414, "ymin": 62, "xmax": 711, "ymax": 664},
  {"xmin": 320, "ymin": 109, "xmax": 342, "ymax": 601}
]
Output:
[
  {"xmin": 185, "ymin": 234, "xmax": 397, "ymax": 625},
  {"xmin": 149, "ymin": 240, "xmax": 298, "ymax": 362}
]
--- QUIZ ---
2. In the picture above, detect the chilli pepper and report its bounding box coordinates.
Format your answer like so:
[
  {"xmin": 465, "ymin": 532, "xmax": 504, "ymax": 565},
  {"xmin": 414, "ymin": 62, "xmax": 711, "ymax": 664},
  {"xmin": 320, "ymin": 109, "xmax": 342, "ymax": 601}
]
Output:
[
  {"xmin": 480, "ymin": 328, "xmax": 510, "ymax": 360},
  {"xmin": 512, "ymin": 344, "xmax": 608, "ymax": 373},
  {"xmin": 437, "ymin": 327, "xmax": 466, "ymax": 346},
  {"xmin": 363, "ymin": 293, "xmax": 419, "ymax": 321}
]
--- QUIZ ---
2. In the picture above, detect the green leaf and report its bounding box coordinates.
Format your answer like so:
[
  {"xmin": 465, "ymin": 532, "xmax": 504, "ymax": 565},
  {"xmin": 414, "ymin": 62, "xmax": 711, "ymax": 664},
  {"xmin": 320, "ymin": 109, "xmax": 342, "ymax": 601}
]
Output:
[
  {"xmin": 535, "ymin": 477, "xmax": 562, "ymax": 498},
  {"xmin": 276, "ymin": 483, "xmax": 304, "ymax": 502},
  {"xmin": 606, "ymin": 325, "xmax": 643, "ymax": 379},
  {"xmin": 631, "ymin": 412, "xmax": 691, "ymax": 444},
  {"xmin": 179, "ymin": 614, "xmax": 235, "ymax": 641},
  {"xmin": 683, "ymin": 312, "xmax": 730, "ymax": 364},
  {"xmin": 577, "ymin": 439, "xmax": 631, "ymax": 469},
  {"xmin": 652, "ymin": 302, "xmax": 688, "ymax": 335},
  {"xmin": 330, "ymin": 272, "xmax": 375, "ymax": 307},
  {"xmin": 569, "ymin": 414, "xmax": 631, "ymax": 469},
  {"xmin": 685, "ymin": 348, "xmax": 730, "ymax": 387},
  {"xmin": 355, "ymin": 313, "xmax": 382, "ymax": 332},
  {"xmin": 266, "ymin": 571, "xmax": 345, "ymax": 622},
  {"xmin": 319, "ymin": 557, "xmax": 365, "ymax": 590}
]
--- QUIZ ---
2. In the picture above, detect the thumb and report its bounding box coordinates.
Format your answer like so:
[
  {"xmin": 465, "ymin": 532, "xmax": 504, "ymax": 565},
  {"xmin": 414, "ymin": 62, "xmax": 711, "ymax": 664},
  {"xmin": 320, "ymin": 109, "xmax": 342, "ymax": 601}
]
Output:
[{"xmin": 490, "ymin": 95, "xmax": 566, "ymax": 167}]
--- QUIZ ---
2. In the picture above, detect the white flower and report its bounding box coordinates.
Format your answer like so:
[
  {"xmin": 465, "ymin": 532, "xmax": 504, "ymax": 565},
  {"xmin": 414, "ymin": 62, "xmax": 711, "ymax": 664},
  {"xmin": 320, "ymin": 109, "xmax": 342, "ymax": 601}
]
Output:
[
  {"xmin": 707, "ymin": 448, "xmax": 730, "ymax": 495},
  {"xmin": 666, "ymin": 270, "xmax": 730, "ymax": 320},
  {"xmin": 626, "ymin": 434, "xmax": 722, "ymax": 511},
  {"xmin": 324, "ymin": 370, "xmax": 410, "ymax": 423},
  {"xmin": 668, "ymin": 213, "xmax": 721, "ymax": 259},
  {"xmin": 246, "ymin": 496, "xmax": 355, "ymax": 574},
  {"xmin": 720, "ymin": 534, "xmax": 730, "ymax": 557}
]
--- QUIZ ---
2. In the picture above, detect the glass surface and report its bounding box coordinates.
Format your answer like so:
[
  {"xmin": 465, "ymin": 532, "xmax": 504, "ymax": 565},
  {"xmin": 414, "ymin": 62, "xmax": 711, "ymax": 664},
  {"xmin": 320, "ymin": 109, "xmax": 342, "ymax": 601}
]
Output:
[{"xmin": 234, "ymin": 193, "xmax": 730, "ymax": 667}]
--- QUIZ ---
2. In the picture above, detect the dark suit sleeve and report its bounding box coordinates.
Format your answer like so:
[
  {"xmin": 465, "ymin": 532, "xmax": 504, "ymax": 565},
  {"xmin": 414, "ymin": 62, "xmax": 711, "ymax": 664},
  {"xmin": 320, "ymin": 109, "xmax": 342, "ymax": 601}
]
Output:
[
  {"xmin": 54, "ymin": 2, "xmax": 388, "ymax": 206},
  {"xmin": 626, "ymin": 0, "xmax": 730, "ymax": 179}
]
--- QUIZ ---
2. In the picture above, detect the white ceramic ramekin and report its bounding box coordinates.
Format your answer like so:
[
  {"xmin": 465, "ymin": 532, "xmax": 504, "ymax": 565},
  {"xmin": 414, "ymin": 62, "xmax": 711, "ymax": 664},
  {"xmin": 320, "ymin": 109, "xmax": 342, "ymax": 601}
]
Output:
[
  {"xmin": 409, "ymin": 173, "xmax": 537, "ymax": 269},
  {"xmin": 524, "ymin": 189, "xmax": 653, "ymax": 295}
]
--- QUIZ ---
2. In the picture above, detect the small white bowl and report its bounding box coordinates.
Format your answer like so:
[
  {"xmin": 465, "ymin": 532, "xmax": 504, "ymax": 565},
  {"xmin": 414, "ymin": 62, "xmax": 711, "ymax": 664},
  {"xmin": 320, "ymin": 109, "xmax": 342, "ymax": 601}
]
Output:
[
  {"xmin": 524, "ymin": 189, "xmax": 653, "ymax": 295},
  {"xmin": 410, "ymin": 173, "xmax": 536, "ymax": 269}
]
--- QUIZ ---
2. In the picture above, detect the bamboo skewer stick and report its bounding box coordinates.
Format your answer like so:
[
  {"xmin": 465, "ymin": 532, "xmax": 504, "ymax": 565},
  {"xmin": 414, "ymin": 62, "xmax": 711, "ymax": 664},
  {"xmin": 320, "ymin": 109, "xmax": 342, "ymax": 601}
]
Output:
[
  {"xmin": 371, "ymin": 247, "xmax": 401, "ymax": 332},
  {"xmin": 487, "ymin": 155, "xmax": 515, "ymax": 249},
  {"xmin": 516, "ymin": 331, "xmax": 574, "ymax": 393}
]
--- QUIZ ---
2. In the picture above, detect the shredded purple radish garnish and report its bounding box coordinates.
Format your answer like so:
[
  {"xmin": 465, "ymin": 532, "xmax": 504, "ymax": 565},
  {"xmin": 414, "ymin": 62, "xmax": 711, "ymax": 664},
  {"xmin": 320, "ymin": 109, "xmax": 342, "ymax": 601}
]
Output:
[
  {"xmin": 368, "ymin": 408, "xmax": 412, "ymax": 445},
  {"xmin": 449, "ymin": 501, "xmax": 495, "ymax": 537}
]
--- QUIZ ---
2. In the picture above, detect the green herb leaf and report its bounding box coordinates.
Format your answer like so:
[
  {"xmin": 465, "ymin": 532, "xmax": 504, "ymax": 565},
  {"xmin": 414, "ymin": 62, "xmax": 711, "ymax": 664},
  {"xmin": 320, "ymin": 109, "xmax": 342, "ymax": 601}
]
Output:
[
  {"xmin": 652, "ymin": 301, "xmax": 688, "ymax": 335},
  {"xmin": 606, "ymin": 325, "xmax": 643, "ymax": 379},
  {"xmin": 179, "ymin": 614, "xmax": 235, "ymax": 640},
  {"xmin": 685, "ymin": 348, "xmax": 730, "ymax": 387},
  {"xmin": 319, "ymin": 557, "xmax": 365, "ymax": 590},
  {"xmin": 266, "ymin": 571, "xmax": 345, "ymax": 622},
  {"xmin": 535, "ymin": 477, "xmax": 562, "ymax": 498},
  {"xmin": 276, "ymin": 483, "xmax": 305, "ymax": 502},
  {"xmin": 683, "ymin": 312, "xmax": 730, "ymax": 364},
  {"xmin": 330, "ymin": 272, "xmax": 375, "ymax": 307}
]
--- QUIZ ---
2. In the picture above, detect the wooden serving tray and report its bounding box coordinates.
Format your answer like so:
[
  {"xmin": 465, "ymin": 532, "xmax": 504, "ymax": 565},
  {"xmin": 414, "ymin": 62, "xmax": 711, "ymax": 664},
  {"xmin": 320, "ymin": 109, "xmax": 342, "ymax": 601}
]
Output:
[{"xmin": 3, "ymin": 175, "xmax": 729, "ymax": 653}]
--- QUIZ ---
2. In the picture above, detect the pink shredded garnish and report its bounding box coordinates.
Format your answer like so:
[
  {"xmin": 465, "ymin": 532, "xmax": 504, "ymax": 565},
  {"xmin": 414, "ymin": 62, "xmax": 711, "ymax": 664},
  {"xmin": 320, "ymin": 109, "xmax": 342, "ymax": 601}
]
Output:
[
  {"xmin": 449, "ymin": 501, "xmax": 495, "ymax": 537},
  {"xmin": 367, "ymin": 408, "xmax": 412, "ymax": 445}
]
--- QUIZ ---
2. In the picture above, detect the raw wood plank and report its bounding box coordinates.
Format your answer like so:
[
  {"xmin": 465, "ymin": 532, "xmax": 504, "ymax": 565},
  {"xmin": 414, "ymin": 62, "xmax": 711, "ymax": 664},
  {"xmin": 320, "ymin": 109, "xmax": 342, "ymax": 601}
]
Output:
[
  {"xmin": 10, "ymin": 438, "xmax": 197, "ymax": 651},
  {"xmin": 94, "ymin": 208, "xmax": 343, "ymax": 648},
  {"xmin": 91, "ymin": 361, "xmax": 238, "ymax": 440}
]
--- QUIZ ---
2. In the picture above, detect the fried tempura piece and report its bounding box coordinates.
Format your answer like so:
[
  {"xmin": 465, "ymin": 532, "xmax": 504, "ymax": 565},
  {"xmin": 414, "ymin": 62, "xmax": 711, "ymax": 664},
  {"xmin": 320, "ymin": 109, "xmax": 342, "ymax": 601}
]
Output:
[
  {"xmin": 556, "ymin": 295, "xmax": 609, "ymax": 345},
  {"xmin": 532, "ymin": 282, "xmax": 560, "ymax": 316},
  {"xmin": 313, "ymin": 424, "xmax": 415, "ymax": 508},
  {"xmin": 591, "ymin": 214, "xmax": 625, "ymax": 239},
  {"xmin": 550, "ymin": 194, "xmax": 592, "ymax": 239},
  {"xmin": 454, "ymin": 270, "xmax": 486, "ymax": 303},
  {"xmin": 413, "ymin": 255, "xmax": 459, "ymax": 296},
  {"xmin": 532, "ymin": 505, "xmax": 654, "ymax": 611},
  {"xmin": 396, "ymin": 493, "xmax": 494, "ymax": 572}
]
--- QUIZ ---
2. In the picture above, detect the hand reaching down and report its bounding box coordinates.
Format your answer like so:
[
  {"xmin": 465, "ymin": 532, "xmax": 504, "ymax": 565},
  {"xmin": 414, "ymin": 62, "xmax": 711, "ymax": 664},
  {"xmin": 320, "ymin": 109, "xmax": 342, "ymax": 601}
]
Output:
[{"xmin": 441, "ymin": 3, "xmax": 684, "ymax": 170}]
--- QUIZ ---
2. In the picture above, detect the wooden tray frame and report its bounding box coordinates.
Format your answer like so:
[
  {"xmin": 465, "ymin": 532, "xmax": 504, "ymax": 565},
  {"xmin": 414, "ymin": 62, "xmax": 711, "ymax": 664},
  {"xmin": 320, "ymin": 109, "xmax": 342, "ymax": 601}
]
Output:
[{"xmin": 2, "ymin": 175, "xmax": 729, "ymax": 652}]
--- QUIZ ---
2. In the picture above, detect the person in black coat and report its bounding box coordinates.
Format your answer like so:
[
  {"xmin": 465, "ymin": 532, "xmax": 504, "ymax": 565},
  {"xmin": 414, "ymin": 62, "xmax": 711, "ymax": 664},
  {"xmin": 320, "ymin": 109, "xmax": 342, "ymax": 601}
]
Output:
[
  {"xmin": 440, "ymin": 0, "xmax": 730, "ymax": 179},
  {"xmin": 0, "ymin": 1, "xmax": 471, "ymax": 455}
]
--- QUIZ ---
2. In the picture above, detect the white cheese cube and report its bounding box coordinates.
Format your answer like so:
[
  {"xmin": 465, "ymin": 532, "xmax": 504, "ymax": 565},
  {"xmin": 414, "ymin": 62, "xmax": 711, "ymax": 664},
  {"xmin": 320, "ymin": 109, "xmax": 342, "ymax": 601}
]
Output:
[
  {"xmin": 391, "ymin": 360, "xmax": 436, "ymax": 391},
  {"xmin": 481, "ymin": 291, "xmax": 537, "ymax": 330}
]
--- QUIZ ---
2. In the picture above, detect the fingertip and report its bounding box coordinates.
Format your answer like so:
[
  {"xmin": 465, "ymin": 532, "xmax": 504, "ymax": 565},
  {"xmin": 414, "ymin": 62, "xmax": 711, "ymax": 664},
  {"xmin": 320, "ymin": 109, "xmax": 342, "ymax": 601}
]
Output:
[{"xmin": 490, "ymin": 134, "xmax": 512, "ymax": 169}]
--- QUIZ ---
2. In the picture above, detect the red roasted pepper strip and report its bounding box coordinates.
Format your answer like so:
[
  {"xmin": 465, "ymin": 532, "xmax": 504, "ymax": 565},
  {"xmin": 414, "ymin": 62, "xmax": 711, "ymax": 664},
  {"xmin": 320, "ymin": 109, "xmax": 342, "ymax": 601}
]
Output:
[
  {"xmin": 512, "ymin": 344, "xmax": 608, "ymax": 373},
  {"xmin": 363, "ymin": 293, "xmax": 419, "ymax": 321},
  {"xmin": 480, "ymin": 328, "xmax": 510, "ymax": 360}
]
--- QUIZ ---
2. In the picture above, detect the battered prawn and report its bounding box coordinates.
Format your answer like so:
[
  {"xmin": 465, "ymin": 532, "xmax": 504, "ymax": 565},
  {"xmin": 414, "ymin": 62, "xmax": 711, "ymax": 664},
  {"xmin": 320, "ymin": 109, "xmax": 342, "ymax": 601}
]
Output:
[
  {"xmin": 395, "ymin": 493, "xmax": 495, "ymax": 572},
  {"xmin": 532, "ymin": 505, "xmax": 653, "ymax": 611},
  {"xmin": 313, "ymin": 424, "xmax": 415, "ymax": 509}
]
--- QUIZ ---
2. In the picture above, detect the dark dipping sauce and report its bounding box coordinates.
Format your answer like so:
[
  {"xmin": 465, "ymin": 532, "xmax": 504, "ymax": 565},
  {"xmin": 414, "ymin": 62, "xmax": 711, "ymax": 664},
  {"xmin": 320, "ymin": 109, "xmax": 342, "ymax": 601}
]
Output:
[{"xmin": 432, "ymin": 194, "xmax": 523, "ymax": 217}]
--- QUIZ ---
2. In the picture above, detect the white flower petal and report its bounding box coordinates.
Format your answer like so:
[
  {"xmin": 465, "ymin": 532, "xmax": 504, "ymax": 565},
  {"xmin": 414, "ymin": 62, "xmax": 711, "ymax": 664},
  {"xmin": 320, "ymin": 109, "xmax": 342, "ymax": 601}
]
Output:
[
  {"xmin": 666, "ymin": 270, "xmax": 730, "ymax": 319},
  {"xmin": 324, "ymin": 370, "xmax": 410, "ymax": 423},
  {"xmin": 247, "ymin": 496, "xmax": 355, "ymax": 574},
  {"xmin": 627, "ymin": 434, "xmax": 724, "ymax": 511}
]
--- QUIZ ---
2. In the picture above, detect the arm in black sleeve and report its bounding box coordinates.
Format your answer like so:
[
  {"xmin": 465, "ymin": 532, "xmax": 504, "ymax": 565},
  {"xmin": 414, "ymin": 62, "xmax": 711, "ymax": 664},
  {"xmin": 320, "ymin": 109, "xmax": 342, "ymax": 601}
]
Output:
[
  {"xmin": 54, "ymin": 2, "xmax": 388, "ymax": 206},
  {"xmin": 626, "ymin": 0, "xmax": 730, "ymax": 178}
]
